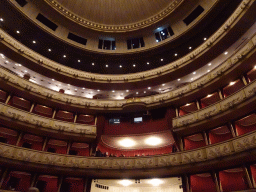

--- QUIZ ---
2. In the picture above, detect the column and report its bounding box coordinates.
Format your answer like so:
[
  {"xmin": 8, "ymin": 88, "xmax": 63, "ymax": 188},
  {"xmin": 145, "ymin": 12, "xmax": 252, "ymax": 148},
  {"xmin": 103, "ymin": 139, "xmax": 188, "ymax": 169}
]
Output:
[
  {"xmin": 42, "ymin": 137, "xmax": 48, "ymax": 151},
  {"xmin": 84, "ymin": 177, "xmax": 92, "ymax": 192},
  {"xmin": 30, "ymin": 173, "xmax": 38, "ymax": 187},
  {"xmin": 52, "ymin": 109, "xmax": 57, "ymax": 119},
  {"xmin": 228, "ymin": 122, "xmax": 237, "ymax": 137},
  {"xmin": 196, "ymin": 100, "xmax": 201, "ymax": 110},
  {"xmin": 74, "ymin": 114, "xmax": 77, "ymax": 123},
  {"xmin": 242, "ymin": 165, "xmax": 253, "ymax": 189},
  {"xmin": 203, "ymin": 131, "xmax": 209, "ymax": 145},
  {"xmin": 29, "ymin": 103, "xmax": 35, "ymax": 113},
  {"xmin": 175, "ymin": 108, "xmax": 179, "ymax": 117},
  {"xmin": 16, "ymin": 131, "xmax": 24, "ymax": 146},
  {"xmin": 66, "ymin": 141, "xmax": 72, "ymax": 155},
  {"xmin": 218, "ymin": 89, "xmax": 223, "ymax": 100},
  {"xmin": 241, "ymin": 75, "xmax": 248, "ymax": 86},
  {"xmin": 212, "ymin": 171, "xmax": 221, "ymax": 192},
  {"xmin": 184, "ymin": 174, "xmax": 190, "ymax": 192},
  {"xmin": 5, "ymin": 94, "xmax": 11, "ymax": 104}
]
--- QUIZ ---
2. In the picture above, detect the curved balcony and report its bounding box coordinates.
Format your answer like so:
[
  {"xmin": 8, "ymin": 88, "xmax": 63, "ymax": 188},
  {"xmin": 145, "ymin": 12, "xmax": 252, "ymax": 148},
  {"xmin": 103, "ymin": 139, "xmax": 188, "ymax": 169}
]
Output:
[
  {"xmin": 0, "ymin": 130, "xmax": 256, "ymax": 178},
  {"xmin": 0, "ymin": 0, "xmax": 254, "ymax": 88},
  {"xmin": 0, "ymin": 30, "xmax": 256, "ymax": 112}
]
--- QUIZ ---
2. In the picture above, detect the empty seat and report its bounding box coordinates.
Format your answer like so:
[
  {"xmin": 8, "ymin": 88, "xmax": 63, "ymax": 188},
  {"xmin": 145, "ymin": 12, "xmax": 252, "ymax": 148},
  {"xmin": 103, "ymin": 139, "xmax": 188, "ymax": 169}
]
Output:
[
  {"xmin": 55, "ymin": 110, "xmax": 74, "ymax": 122},
  {"xmin": 0, "ymin": 89, "xmax": 7, "ymax": 103},
  {"xmin": 76, "ymin": 114, "xmax": 95, "ymax": 125},
  {"xmin": 209, "ymin": 126, "xmax": 233, "ymax": 144},
  {"xmin": 0, "ymin": 127, "xmax": 18, "ymax": 145},
  {"xmin": 179, "ymin": 102, "xmax": 198, "ymax": 116},
  {"xmin": 190, "ymin": 173, "xmax": 216, "ymax": 192},
  {"xmin": 33, "ymin": 104, "xmax": 53, "ymax": 117},
  {"xmin": 235, "ymin": 114, "xmax": 256, "ymax": 136},
  {"xmin": 9, "ymin": 96, "xmax": 31, "ymax": 111},
  {"xmin": 200, "ymin": 92, "xmax": 221, "ymax": 108},
  {"xmin": 3, "ymin": 171, "xmax": 31, "ymax": 191},
  {"xmin": 184, "ymin": 133, "xmax": 206, "ymax": 150},
  {"xmin": 45, "ymin": 139, "xmax": 67, "ymax": 154},
  {"xmin": 250, "ymin": 164, "xmax": 256, "ymax": 185},
  {"xmin": 60, "ymin": 178, "xmax": 85, "ymax": 192},
  {"xmin": 247, "ymin": 67, "xmax": 256, "ymax": 82},
  {"xmin": 36, "ymin": 175, "xmax": 58, "ymax": 192},
  {"xmin": 223, "ymin": 79, "xmax": 244, "ymax": 98},
  {"xmin": 70, "ymin": 142, "xmax": 90, "ymax": 156},
  {"xmin": 19, "ymin": 134, "xmax": 43, "ymax": 151},
  {"xmin": 219, "ymin": 168, "xmax": 248, "ymax": 192}
]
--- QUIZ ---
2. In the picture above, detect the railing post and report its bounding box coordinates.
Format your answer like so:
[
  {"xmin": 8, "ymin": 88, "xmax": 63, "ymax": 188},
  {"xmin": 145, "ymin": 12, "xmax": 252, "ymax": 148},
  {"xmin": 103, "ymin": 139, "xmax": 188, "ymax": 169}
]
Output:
[
  {"xmin": 57, "ymin": 176, "xmax": 64, "ymax": 192},
  {"xmin": 16, "ymin": 131, "xmax": 24, "ymax": 146},
  {"xmin": 212, "ymin": 171, "xmax": 221, "ymax": 192},
  {"xmin": 42, "ymin": 137, "xmax": 48, "ymax": 151},
  {"xmin": 30, "ymin": 103, "xmax": 35, "ymax": 113},
  {"xmin": 218, "ymin": 89, "xmax": 224, "ymax": 100},
  {"xmin": 5, "ymin": 94, "xmax": 11, "ymax": 104},
  {"xmin": 0, "ymin": 168, "xmax": 9, "ymax": 189},
  {"xmin": 243, "ymin": 165, "xmax": 254, "ymax": 189}
]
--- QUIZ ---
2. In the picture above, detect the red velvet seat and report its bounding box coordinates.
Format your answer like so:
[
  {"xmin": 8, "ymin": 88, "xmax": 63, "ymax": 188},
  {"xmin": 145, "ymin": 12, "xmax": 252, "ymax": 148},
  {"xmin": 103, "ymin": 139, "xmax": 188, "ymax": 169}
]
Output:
[
  {"xmin": 70, "ymin": 142, "xmax": 90, "ymax": 156},
  {"xmin": 223, "ymin": 79, "xmax": 244, "ymax": 98},
  {"xmin": 0, "ymin": 127, "xmax": 18, "ymax": 145},
  {"xmin": 200, "ymin": 92, "xmax": 220, "ymax": 108},
  {"xmin": 209, "ymin": 126, "xmax": 233, "ymax": 144},
  {"xmin": 247, "ymin": 67, "xmax": 256, "ymax": 82},
  {"xmin": 179, "ymin": 102, "xmax": 198, "ymax": 116},
  {"xmin": 19, "ymin": 134, "xmax": 43, "ymax": 151},
  {"xmin": 55, "ymin": 110, "xmax": 74, "ymax": 122},
  {"xmin": 3, "ymin": 171, "xmax": 31, "ymax": 192},
  {"xmin": 250, "ymin": 164, "xmax": 256, "ymax": 186},
  {"xmin": 184, "ymin": 133, "xmax": 206, "ymax": 150},
  {"xmin": 9, "ymin": 96, "xmax": 31, "ymax": 111},
  {"xmin": 45, "ymin": 139, "xmax": 67, "ymax": 154},
  {"xmin": 36, "ymin": 175, "xmax": 58, "ymax": 192},
  {"xmin": 0, "ymin": 89, "xmax": 7, "ymax": 103},
  {"xmin": 235, "ymin": 114, "xmax": 256, "ymax": 136},
  {"xmin": 61, "ymin": 178, "xmax": 85, "ymax": 192},
  {"xmin": 219, "ymin": 168, "xmax": 248, "ymax": 192},
  {"xmin": 190, "ymin": 173, "xmax": 216, "ymax": 192},
  {"xmin": 33, "ymin": 104, "xmax": 53, "ymax": 118},
  {"xmin": 76, "ymin": 114, "xmax": 95, "ymax": 125}
]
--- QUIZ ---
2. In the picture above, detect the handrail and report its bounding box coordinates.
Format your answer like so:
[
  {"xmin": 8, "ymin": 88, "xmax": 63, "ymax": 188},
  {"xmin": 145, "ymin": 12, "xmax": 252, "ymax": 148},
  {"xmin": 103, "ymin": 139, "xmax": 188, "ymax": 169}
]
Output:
[
  {"xmin": 0, "ymin": 102, "xmax": 96, "ymax": 135},
  {"xmin": 0, "ymin": 129, "xmax": 255, "ymax": 169},
  {"xmin": 0, "ymin": 0, "xmax": 253, "ymax": 83}
]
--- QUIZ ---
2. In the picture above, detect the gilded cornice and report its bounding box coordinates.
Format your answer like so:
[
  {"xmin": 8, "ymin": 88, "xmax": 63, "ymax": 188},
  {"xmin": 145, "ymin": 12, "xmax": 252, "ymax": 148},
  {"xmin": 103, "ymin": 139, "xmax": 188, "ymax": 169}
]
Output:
[
  {"xmin": 0, "ymin": 0, "xmax": 253, "ymax": 82},
  {"xmin": 43, "ymin": 0, "xmax": 184, "ymax": 32},
  {"xmin": 0, "ymin": 130, "xmax": 256, "ymax": 169},
  {"xmin": 0, "ymin": 29, "xmax": 255, "ymax": 110}
]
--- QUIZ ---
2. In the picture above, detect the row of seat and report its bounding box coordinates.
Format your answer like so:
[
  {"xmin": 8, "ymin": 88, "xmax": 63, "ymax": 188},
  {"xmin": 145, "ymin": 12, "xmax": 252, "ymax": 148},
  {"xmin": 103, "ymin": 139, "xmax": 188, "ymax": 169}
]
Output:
[{"xmin": 178, "ymin": 67, "xmax": 256, "ymax": 116}]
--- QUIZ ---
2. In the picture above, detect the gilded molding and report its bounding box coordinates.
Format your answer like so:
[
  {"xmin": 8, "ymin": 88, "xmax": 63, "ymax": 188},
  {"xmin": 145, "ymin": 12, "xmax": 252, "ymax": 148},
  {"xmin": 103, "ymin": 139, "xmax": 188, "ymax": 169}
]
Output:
[{"xmin": 0, "ymin": 130, "xmax": 256, "ymax": 169}]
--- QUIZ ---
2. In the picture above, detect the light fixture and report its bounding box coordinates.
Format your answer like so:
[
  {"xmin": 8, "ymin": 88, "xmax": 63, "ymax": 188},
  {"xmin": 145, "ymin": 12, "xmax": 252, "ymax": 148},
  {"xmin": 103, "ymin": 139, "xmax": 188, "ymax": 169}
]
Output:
[
  {"xmin": 119, "ymin": 180, "xmax": 133, "ymax": 186},
  {"xmin": 224, "ymin": 52, "xmax": 228, "ymax": 55},
  {"xmin": 178, "ymin": 79, "xmax": 181, "ymax": 81},
  {"xmin": 148, "ymin": 87, "xmax": 151, "ymax": 90},
  {"xmin": 159, "ymin": 88, "xmax": 161, "ymax": 91},
  {"xmin": 48, "ymin": 49, "xmax": 51, "ymax": 52},
  {"xmin": 67, "ymin": 84, "xmax": 70, "ymax": 86},
  {"xmin": 161, "ymin": 59, "xmax": 163, "ymax": 61},
  {"xmin": 208, "ymin": 63, "xmax": 212, "ymax": 66},
  {"xmin": 32, "ymin": 41, "xmax": 36, "ymax": 44},
  {"xmin": 189, "ymin": 47, "xmax": 192, "ymax": 50},
  {"xmin": 147, "ymin": 62, "xmax": 150, "ymax": 65},
  {"xmin": 156, "ymin": 40, "xmax": 159, "ymax": 42},
  {"xmin": 78, "ymin": 60, "xmax": 81, "ymax": 62},
  {"xmin": 133, "ymin": 64, "xmax": 136, "ymax": 67},
  {"xmin": 136, "ymin": 92, "xmax": 138, "ymax": 94},
  {"xmin": 112, "ymin": 90, "xmax": 115, "ymax": 92},
  {"xmin": 63, "ymin": 55, "xmax": 66, "ymax": 58},
  {"xmin": 191, "ymin": 78, "xmax": 194, "ymax": 81},
  {"xmin": 24, "ymin": 70, "xmax": 27, "ymax": 73},
  {"xmin": 5, "ymin": 60, "xmax": 9, "ymax": 63},
  {"xmin": 97, "ymin": 90, "xmax": 100, "ymax": 92},
  {"xmin": 204, "ymin": 37, "xmax": 207, "ymax": 41},
  {"xmin": 106, "ymin": 65, "xmax": 108, "ymax": 67},
  {"xmin": 15, "ymin": 64, "xmax": 22, "ymax": 67},
  {"xmin": 16, "ymin": 31, "xmax": 20, "ymax": 34},
  {"xmin": 144, "ymin": 91, "xmax": 146, "ymax": 93},
  {"xmin": 82, "ymin": 87, "xmax": 85, "ymax": 89},
  {"xmin": 119, "ymin": 138, "xmax": 136, "ymax": 147},
  {"xmin": 162, "ymin": 84, "xmax": 165, "ymax": 86},
  {"xmin": 254, "ymin": 65, "xmax": 256, "ymax": 69},
  {"xmin": 207, "ymin": 94, "xmax": 213, "ymax": 98},
  {"xmin": 92, "ymin": 63, "xmax": 94, "ymax": 65},
  {"xmin": 193, "ymin": 72, "xmax": 196, "ymax": 75},
  {"xmin": 0, "ymin": 18, "xmax": 3, "ymax": 22},
  {"xmin": 148, "ymin": 179, "xmax": 163, "ymax": 186},
  {"xmin": 126, "ymin": 90, "xmax": 129, "ymax": 92},
  {"xmin": 52, "ymin": 79, "xmax": 55, "ymax": 81},
  {"xmin": 229, "ymin": 81, "xmax": 235, "ymax": 86},
  {"xmin": 145, "ymin": 137, "xmax": 162, "ymax": 145},
  {"xmin": 175, "ymin": 53, "xmax": 178, "ymax": 56},
  {"xmin": 186, "ymin": 103, "xmax": 191, "ymax": 106},
  {"xmin": 75, "ymin": 89, "xmax": 77, "ymax": 91},
  {"xmin": 207, "ymin": 70, "xmax": 210, "ymax": 72}
]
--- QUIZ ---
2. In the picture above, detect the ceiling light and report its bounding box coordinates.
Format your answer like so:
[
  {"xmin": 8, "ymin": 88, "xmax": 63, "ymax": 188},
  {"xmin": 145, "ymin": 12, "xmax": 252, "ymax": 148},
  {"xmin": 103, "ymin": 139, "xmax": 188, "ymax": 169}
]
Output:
[
  {"xmin": 186, "ymin": 103, "xmax": 191, "ymax": 106},
  {"xmin": 136, "ymin": 92, "xmax": 138, "ymax": 94},
  {"xmin": 75, "ymin": 89, "xmax": 77, "ymax": 91},
  {"xmin": 82, "ymin": 87, "xmax": 85, "ymax": 89},
  {"xmin": 15, "ymin": 64, "xmax": 22, "ymax": 66},
  {"xmin": 204, "ymin": 37, "xmax": 207, "ymax": 41},
  {"xmin": 133, "ymin": 64, "xmax": 136, "ymax": 67},
  {"xmin": 159, "ymin": 88, "xmax": 161, "ymax": 91},
  {"xmin": 189, "ymin": 47, "xmax": 192, "ymax": 49},
  {"xmin": 162, "ymin": 84, "xmax": 165, "ymax": 86},
  {"xmin": 148, "ymin": 87, "xmax": 151, "ymax": 90},
  {"xmin": 147, "ymin": 62, "xmax": 149, "ymax": 65},
  {"xmin": 106, "ymin": 65, "xmax": 108, "ymax": 67},
  {"xmin": 175, "ymin": 53, "xmax": 178, "ymax": 56},
  {"xmin": 24, "ymin": 70, "xmax": 27, "ymax": 73},
  {"xmin": 97, "ymin": 90, "xmax": 100, "ymax": 92},
  {"xmin": 48, "ymin": 49, "xmax": 51, "ymax": 52},
  {"xmin": 191, "ymin": 78, "xmax": 194, "ymax": 81},
  {"xmin": 78, "ymin": 60, "xmax": 81, "ymax": 62},
  {"xmin": 224, "ymin": 52, "xmax": 228, "ymax": 55},
  {"xmin": 5, "ymin": 60, "xmax": 9, "ymax": 63},
  {"xmin": 119, "ymin": 180, "xmax": 133, "ymax": 186},
  {"xmin": 144, "ymin": 91, "xmax": 146, "ymax": 93},
  {"xmin": 52, "ymin": 79, "xmax": 55, "ymax": 81},
  {"xmin": 67, "ymin": 84, "xmax": 70, "ymax": 86},
  {"xmin": 63, "ymin": 55, "xmax": 66, "ymax": 58},
  {"xmin": 207, "ymin": 94, "xmax": 212, "ymax": 98},
  {"xmin": 161, "ymin": 59, "xmax": 163, "ymax": 61},
  {"xmin": 112, "ymin": 90, "xmax": 115, "ymax": 92},
  {"xmin": 178, "ymin": 79, "xmax": 181, "ymax": 81},
  {"xmin": 207, "ymin": 70, "xmax": 210, "ymax": 72},
  {"xmin": 0, "ymin": 18, "xmax": 3, "ymax": 22},
  {"xmin": 148, "ymin": 179, "xmax": 164, "ymax": 186},
  {"xmin": 16, "ymin": 31, "xmax": 20, "ymax": 34},
  {"xmin": 32, "ymin": 41, "xmax": 36, "ymax": 44},
  {"xmin": 254, "ymin": 65, "xmax": 256, "ymax": 69},
  {"xmin": 208, "ymin": 63, "xmax": 212, "ymax": 66},
  {"xmin": 92, "ymin": 63, "xmax": 94, "ymax": 65},
  {"xmin": 156, "ymin": 40, "xmax": 159, "ymax": 42},
  {"xmin": 229, "ymin": 81, "xmax": 235, "ymax": 86},
  {"xmin": 145, "ymin": 137, "xmax": 162, "ymax": 146},
  {"xmin": 193, "ymin": 72, "xmax": 196, "ymax": 75},
  {"xmin": 119, "ymin": 138, "xmax": 136, "ymax": 147},
  {"xmin": 126, "ymin": 90, "xmax": 129, "ymax": 92}
]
